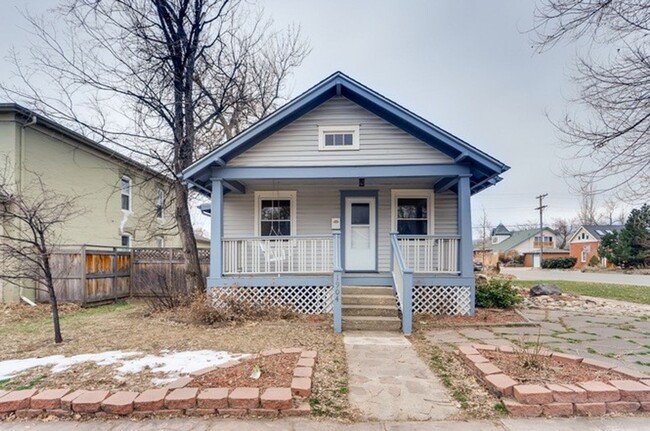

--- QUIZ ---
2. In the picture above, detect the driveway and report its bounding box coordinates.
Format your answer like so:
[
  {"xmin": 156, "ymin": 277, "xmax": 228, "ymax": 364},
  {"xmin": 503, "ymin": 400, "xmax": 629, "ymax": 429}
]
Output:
[{"xmin": 502, "ymin": 267, "xmax": 650, "ymax": 287}]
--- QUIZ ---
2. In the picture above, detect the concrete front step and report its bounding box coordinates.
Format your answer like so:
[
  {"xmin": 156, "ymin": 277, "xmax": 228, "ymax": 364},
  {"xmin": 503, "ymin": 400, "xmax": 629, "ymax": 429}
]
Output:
[
  {"xmin": 343, "ymin": 316, "xmax": 402, "ymax": 331},
  {"xmin": 342, "ymin": 294, "xmax": 396, "ymax": 306},
  {"xmin": 342, "ymin": 304, "xmax": 399, "ymax": 317},
  {"xmin": 342, "ymin": 286, "xmax": 393, "ymax": 296}
]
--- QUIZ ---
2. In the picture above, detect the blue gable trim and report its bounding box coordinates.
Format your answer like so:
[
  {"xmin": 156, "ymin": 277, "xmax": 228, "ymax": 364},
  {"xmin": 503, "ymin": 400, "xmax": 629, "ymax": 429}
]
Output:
[{"xmin": 183, "ymin": 71, "xmax": 509, "ymax": 192}]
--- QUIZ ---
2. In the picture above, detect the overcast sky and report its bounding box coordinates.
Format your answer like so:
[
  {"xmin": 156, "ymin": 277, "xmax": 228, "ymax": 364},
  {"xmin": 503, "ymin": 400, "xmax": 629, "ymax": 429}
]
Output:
[{"xmin": 0, "ymin": 0, "xmax": 624, "ymax": 233}]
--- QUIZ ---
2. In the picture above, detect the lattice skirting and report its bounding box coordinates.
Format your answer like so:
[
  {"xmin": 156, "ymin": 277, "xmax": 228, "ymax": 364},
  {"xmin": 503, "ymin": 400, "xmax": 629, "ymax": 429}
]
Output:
[
  {"xmin": 412, "ymin": 285, "xmax": 472, "ymax": 315},
  {"xmin": 209, "ymin": 285, "xmax": 334, "ymax": 314}
]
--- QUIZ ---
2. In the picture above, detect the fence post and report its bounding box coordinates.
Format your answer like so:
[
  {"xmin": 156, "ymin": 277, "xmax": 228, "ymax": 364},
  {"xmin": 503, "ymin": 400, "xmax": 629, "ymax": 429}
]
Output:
[
  {"xmin": 168, "ymin": 248, "xmax": 174, "ymax": 292},
  {"xmin": 112, "ymin": 247, "xmax": 118, "ymax": 302},
  {"xmin": 128, "ymin": 248, "xmax": 134, "ymax": 297},
  {"xmin": 80, "ymin": 245, "xmax": 87, "ymax": 306}
]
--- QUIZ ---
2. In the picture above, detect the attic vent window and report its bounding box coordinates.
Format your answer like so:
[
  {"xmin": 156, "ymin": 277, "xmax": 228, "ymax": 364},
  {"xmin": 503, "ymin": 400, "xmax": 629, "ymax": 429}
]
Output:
[{"xmin": 318, "ymin": 125, "xmax": 359, "ymax": 151}]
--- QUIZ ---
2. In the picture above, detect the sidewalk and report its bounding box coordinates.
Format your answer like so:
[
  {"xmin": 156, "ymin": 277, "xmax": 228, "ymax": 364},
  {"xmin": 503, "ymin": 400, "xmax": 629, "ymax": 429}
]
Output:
[{"xmin": 3, "ymin": 417, "xmax": 650, "ymax": 431}]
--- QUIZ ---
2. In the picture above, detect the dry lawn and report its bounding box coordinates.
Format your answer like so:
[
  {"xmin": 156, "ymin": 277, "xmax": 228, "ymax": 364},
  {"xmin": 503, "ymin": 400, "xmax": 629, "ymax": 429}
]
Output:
[{"xmin": 0, "ymin": 300, "xmax": 352, "ymax": 419}]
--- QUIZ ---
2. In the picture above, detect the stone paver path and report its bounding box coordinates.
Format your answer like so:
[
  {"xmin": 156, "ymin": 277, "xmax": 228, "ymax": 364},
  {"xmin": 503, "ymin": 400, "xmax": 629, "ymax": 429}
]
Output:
[
  {"xmin": 427, "ymin": 308, "xmax": 650, "ymax": 373},
  {"xmin": 344, "ymin": 331, "xmax": 457, "ymax": 421}
]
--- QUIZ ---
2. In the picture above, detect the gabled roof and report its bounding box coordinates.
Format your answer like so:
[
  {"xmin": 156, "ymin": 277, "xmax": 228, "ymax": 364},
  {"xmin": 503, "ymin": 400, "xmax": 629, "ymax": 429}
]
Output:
[
  {"xmin": 491, "ymin": 223, "xmax": 511, "ymax": 236},
  {"xmin": 183, "ymin": 72, "xmax": 509, "ymax": 194},
  {"xmin": 490, "ymin": 227, "xmax": 556, "ymax": 252},
  {"xmin": 569, "ymin": 224, "xmax": 624, "ymax": 243}
]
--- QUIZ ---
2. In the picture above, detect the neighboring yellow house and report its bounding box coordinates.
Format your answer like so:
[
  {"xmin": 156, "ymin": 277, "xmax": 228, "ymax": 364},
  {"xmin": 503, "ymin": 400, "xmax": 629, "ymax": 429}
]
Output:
[{"xmin": 0, "ymin": 103, "xmax": 181, "ymax": 302}]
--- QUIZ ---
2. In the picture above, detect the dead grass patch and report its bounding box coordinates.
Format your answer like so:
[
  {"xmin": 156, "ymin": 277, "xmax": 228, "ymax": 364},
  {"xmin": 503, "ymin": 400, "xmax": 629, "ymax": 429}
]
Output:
[
  {"xmin": 413, "ymin": 308, "xmax": 526, "ymax": 330},
  {"xmin": 0, "ymin": 300, "xmax": 352, "ymax": 419},
  {"xmin": 410, "ymin": 331, "xmax": 505, "ymax": 420}
]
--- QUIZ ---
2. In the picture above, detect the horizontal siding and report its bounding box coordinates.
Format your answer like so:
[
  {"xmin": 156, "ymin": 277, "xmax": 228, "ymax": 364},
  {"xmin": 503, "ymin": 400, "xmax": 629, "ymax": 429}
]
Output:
[
  {"xmin": 223, "ymin": 181, "xmax": 459, "ymax": 272},
  {"xmin": 229, "ymin": 97, "xmax": 453, "ymax": 167}
]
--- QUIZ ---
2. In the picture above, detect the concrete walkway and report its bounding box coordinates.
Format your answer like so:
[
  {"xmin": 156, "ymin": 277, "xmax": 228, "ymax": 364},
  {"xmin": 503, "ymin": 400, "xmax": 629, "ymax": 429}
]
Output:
[
  {"xmin": 502, "ymin": 267, "xmax": 650, "ymax": 286},
  {"xmin": 344, "ymin": 331, "xmax": 457, "ymax": 421},
  {"xmin": 4, "ymin": 417, "xmax": 650, "ymax": 431}
]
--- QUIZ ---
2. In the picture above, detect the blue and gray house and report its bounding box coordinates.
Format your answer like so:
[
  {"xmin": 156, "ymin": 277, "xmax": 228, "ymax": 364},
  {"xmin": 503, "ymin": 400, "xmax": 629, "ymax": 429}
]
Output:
[{"xmin": 183, "ymin": 72, "xmax": 509, "ymax": 334}]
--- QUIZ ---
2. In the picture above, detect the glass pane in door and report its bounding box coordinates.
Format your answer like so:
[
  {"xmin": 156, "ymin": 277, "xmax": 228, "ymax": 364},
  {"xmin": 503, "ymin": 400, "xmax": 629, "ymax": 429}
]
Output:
[{"xmin": 351, "ymin": 203, "xmax": 370, "ymax": 225}]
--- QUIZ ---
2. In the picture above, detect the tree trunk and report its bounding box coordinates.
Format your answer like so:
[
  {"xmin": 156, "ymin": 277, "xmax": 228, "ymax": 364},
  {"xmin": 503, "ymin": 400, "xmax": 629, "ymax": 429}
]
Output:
[
  {"xmin": 174, "ymin": 181, "xmax": 205, "ymax": 293},
  {"xmin": 42, "ymin": 255, "xmax": 62, "ymax": 343}
]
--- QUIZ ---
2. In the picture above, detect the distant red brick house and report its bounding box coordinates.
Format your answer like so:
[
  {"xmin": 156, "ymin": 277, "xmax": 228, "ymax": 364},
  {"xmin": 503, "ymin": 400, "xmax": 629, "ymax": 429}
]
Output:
[{"xmin": 568, "ymin": 225, "xmax": 623, "ymax": 268}]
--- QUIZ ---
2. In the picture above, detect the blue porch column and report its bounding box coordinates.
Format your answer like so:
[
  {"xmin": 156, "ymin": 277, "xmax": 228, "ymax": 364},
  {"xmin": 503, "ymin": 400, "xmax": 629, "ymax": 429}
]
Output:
[
  {"xmin": 457, "ymin": 174, "xmax": 475, "ymax": 315},
  {"xmin": 209, "ymin": 178, "xmax": 224, "ymax": 285}
]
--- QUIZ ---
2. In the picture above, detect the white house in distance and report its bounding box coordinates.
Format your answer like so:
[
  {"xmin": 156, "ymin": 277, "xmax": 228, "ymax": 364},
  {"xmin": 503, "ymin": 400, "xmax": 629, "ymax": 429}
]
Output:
[
  {"xmin": 478, "ymin": 224, "xmax": 567, "ymax": 267},
  {"xmin": 183, "ymin": 72, "xmax": 509, "ymax": 334}
]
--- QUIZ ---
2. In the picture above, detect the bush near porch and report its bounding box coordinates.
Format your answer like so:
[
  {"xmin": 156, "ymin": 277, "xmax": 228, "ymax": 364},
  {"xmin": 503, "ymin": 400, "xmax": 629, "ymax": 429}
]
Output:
[{"xmin": 0, "ymin": 300, "xmax": 353, "ymax": 419}]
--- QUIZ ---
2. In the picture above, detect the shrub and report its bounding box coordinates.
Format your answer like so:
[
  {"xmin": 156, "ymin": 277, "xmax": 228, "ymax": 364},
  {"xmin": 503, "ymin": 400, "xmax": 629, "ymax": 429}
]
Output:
[
  {"xmin": 188, "ymin": 288, "xmax": 295, "ymax": 325},
  {"xmin": 475, "ymin": 278, "xmax": 522, "ymax": 309},
  {"xmin": 541, "ymin": 256, "xmax": 577, "ymax": 269},
  {"xmin": 588, "ymin": 255, "xmax": 600, "ymax": 267}
]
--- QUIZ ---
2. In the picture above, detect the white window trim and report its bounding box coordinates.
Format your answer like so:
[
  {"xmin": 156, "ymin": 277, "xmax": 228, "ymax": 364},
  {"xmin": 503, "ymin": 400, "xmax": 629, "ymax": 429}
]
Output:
[
  {"xmin": 581, "ymin": 249, "xmax": 588, "ymax": 263},
  {"xmin": 390, "ymin": 189, "xmax": 435, "ymax": 235},
  {"xmin": 121, "ymin": 233, "xmax": 132, "ymax": 248},
  {"xmin": 156, "ymin": 188, "xmax": 165, "ymax": 221},
  {"xmin": 156, "ymin": 236, "xmax": 165, "ymax": 248},
  {"xmin": 254, "ymin": 191, "xmax": 297, "ymax": 236},
  {"xmin": 121, "ymin": 175, "xmax": 132, "ymax": 212},
  {"xmin": 318, "ymin": 125, "xmax": 360, "ymax": 151}
]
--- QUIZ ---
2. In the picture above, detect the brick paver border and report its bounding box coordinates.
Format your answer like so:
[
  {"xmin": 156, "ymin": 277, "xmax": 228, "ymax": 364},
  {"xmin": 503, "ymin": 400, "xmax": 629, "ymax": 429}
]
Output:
[
  {"xmin": 457, "ymin": 344, "xmax": 650, "ymax": 417},
  {"xmin": 0, "ymin": 348, "xmax": 315, "ymax": 420}
]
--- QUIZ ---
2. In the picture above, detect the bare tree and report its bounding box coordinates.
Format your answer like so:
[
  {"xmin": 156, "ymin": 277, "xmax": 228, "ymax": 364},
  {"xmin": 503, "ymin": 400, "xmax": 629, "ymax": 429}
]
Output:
[
  {"xmin": 552, "ymin": 217, "xmax": 574, "ymax": 249},
  {"xmin": 474, "ymin": 209, "xmax": 492, "ymax": 266},
  {"xmin": 601, "ymin": 196, "xmax": 626, "ymax": 225},
  {"xmin": 0, "ymin": 162, "xmax": 79, "ymax": 343},
  {"xmin": 2, "ymin": 0, "xmax": 309, "ymax": 293},
  {"xmin": 578, "ymin": 183, "xmax": 599, "ymax": 225},
  {"xmin": 533, "ymin": 1, "xmax": 650, "ymax": 201}
]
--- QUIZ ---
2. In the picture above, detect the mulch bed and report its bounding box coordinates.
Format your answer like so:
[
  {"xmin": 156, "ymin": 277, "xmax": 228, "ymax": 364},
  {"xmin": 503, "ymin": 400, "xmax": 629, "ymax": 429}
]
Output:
[
  {"xmin": 189, "ymin": 353, "xmax": 300, "ymax": 390},
  {"xmin": 414, "ymin": 308, "xmax": 527, "ymax": 328},
  {"xmin": 483, "ymin": 350, "xmax": 627, "ymax": 386}
]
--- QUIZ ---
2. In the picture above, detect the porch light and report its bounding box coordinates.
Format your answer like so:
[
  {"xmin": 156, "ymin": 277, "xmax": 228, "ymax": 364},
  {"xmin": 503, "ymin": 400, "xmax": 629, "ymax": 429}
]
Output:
[{"xmin": 358, "ymin": 178, "xmax": 365, "ymax": 187}]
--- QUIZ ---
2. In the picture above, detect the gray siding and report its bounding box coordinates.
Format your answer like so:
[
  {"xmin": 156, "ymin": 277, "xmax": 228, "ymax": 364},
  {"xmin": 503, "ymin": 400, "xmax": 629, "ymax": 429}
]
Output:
[
  {"xmin": 228, "ymin": 97, "xmax": 453, "ymax": 167},
  {"xmin": 223, "ymin": 181, "xmax": 458, "ymax": 272}
]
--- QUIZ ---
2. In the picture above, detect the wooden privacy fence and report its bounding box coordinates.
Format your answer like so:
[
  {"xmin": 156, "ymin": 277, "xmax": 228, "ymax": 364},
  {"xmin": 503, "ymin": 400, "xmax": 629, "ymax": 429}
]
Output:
[
  {"xmin": 41, "ymin": 246, "xmax": 210, "ymax": 305},
  {"xmin": 130, "ymin": 248, "xmax": 210, "ymax": 298}
]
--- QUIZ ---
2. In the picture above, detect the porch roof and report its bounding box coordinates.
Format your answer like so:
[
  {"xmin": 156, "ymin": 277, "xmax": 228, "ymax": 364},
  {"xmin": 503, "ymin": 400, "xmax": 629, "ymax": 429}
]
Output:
[{"xmin": 183, "ymin": 71, "xmax": 509, "ymax": 195}]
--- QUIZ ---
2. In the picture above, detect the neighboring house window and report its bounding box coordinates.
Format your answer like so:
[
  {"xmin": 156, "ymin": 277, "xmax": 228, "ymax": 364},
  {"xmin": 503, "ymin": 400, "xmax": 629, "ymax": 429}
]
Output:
[
  {"xmin": 318, "ymin": 125, "xmax": 360, "ymax": 151},
  {"xmin": 535, "ymin": 235, "xmax": 553, "ymax": 243},
  {"xmin": 155, "ymin": 189, "xmax": 165, "ymax": 220},
  {"xmin": 491, "ymin": 236, "xmax": 498, "ymax": 244},
  {"xmin": 156, "ymin": 236, "xmax": 165, "ymax": 248},
  {"xmin": 121, "ymin": 176, "xmax": 132, "ymax": 211},
  {"xmin": 581, "ymin": 249, "xmax": 588, "ymax": 263},
  {"xmin": 391, "ymin": 190, "xmax": 434, "ymax": 235},
  {"xmin": 577, "ymin": 232, "xmax": 589, "ymax": 241},
  {"xmin": 254, "ymin": 191, "xmax": 297, "ymax": 236},
  {"xmin": 121, "ymin": 234, "xmax": 131, "ymax": 248}
]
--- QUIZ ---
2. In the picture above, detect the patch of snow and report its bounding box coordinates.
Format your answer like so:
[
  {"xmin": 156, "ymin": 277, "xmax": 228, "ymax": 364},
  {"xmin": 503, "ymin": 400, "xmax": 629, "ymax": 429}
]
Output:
[
  {"xmin": 0, "ymin": 350, "xmax": 247, "ymax": 384},
  {"xmin": 0, "ymin": 351, "xmax": 140, "ymax": 380}
]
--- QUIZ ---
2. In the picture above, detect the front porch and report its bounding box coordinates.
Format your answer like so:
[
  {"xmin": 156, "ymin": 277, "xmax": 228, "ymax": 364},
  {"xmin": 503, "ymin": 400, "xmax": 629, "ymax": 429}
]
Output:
[{"xmin": 206, "ymin": 173, "xmax": 477, "ymax": 335}]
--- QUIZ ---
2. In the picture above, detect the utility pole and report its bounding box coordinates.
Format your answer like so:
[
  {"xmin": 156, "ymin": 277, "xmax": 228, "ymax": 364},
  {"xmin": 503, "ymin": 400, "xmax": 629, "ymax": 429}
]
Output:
[{"xmin": 535, "ymin": 193, "xmax": 548, "ymax": 268}]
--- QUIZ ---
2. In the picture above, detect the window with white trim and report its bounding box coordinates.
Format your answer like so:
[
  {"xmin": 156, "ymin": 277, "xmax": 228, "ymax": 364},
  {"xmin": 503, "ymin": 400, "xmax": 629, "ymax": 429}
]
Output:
[
  {"xmin": 121, "ymin": 234, "xmax": 132, "ymax": 248},
  {"xmin": 577, "ymin": 232, "xmax": 590, "ymax": 241},
  {"xmin": 581, "ymin": 249, "xmax": 588, "ymax": 263},
  {"xmin": 254, "ymin": 191, "xmax": 297, "ymax": 236},
  {"xmin": 391, "ymin": 190, "xmax": 434, "ymax": 235},
  {"xmin": 120, "ymin": 176, "xmax": 132, "ymax": 211},
  {"xmin": 318, "ymin": 125, "xmax": 360, "ymax": 151},
  {"xmin": 156, "ymin": 236, "xmax": 165, "ymax": 248},
  {"xmin": 155, "ymin": 188, "xmax": 165, "ymax": 220}
]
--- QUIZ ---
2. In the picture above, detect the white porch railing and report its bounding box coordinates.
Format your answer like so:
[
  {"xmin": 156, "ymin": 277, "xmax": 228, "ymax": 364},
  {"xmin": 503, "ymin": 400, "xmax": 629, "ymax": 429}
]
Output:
[
  {"xmin": 222, "ymin": 236, "xmax": 333, "ymax": 275},
  {"xmin": 391, "ymin": 232, "xmax": 413, "ymax": 335},
  {"xmin": 397, "ymin": 235, "xmax": 460, "ymax": 273}
]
